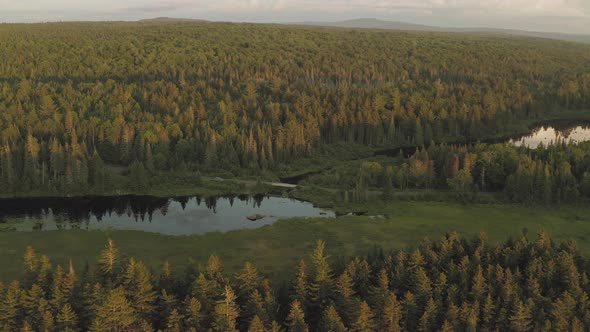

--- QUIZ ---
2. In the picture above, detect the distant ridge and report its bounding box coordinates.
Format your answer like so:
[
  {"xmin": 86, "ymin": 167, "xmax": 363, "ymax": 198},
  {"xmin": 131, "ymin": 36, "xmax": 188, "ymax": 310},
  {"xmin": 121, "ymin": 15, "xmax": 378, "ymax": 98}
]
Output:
[
  {"xmin": 294, "ymin": 18, "xmax": 590, "ymax": 44},
  {"xmin": 138, "ymin": 17, "xmax": 208, "ymax": 23},
  {"xmin": 296, "ymin": 18, "xmax": 437, "ymax": 31},
  {"xmin": 134, "ymin": 17, "xmax": 590, "ymax": 44}
]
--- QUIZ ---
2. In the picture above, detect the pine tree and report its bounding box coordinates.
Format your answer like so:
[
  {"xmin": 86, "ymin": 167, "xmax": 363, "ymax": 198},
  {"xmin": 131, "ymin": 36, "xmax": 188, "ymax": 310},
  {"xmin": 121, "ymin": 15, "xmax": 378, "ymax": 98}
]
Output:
[
  {"xmin": 440, "ymin": 320, "xmax": 454, "ymax": 332},
  {"xmin": 352, "ymin": 301, "xmax": 374, "ymax": 332},
  {"xmin": 551, "ymin": 291, "xmax": 577, "ymax": 331},
  {"xmin": 213, "ymin": 286, "xmax": 239, "ymax": 332},
  {"xmin": 23, "ymin": 246, "xmax": 38, "ymax": 275},
  {"xmin": 98, "ymin": 239, "xmax": 119, "ymax": 278},
  {"xmin": 414, "ymin": 267, "xmax": 433, "ymax": 305},
  {"xmin": 123, "ymin": 258, "xmax": 156, "ymax": 320},
  {"xmin": 379, "ymin": 292, "xmax": 401, "ymax": 332},
  {"xmin": 293, "ymin": 259, "xmax": 308, "ymax": 307},
  {"xmin": 286, "ymin": 300, "xmax": 308, "ymax": 332},
  {"xmin": 88, "ymin": 150, "xmax": 106, "ymax": 189},
  {"xmin": 242, "ymin": 290, "xmax": 267, "ymax": 329},
  {"xmin": 40, "ymin": 309, "xmax": 55, "ymax": 332},
  {"xmin": 248, "ymin": 315, "xmax": 267, "ymax": 332},
  {"xmin": 92, "ymin": 287, "xmax": 136, "ymax": 331},
  {"xmin": 471, "ymin": 265, "xmax": 486, "ymax": 301},
  {"xmin": 23, "ymin": 246, "xmax": 38, "ymax": 287},
  {"xmin": 481, "ymin": 294, "xmax": 495, "ymax": 330},
  {"xmin": 335, "ymin": 269, "xmax": 357, "ymax": 325},
  {"xmin": 20, "ymin": 321, "xmax": 34, "ymax": 332},
  {"xmin": 207, "ymin": 255, "xmax": 224, "ymax": 282},
  {"xmin": 0, "ymin": 281, "xmax": 22, "ymax": 331},
  {"xmin": 235, "ymin": 261, "xmax": 261, "ymax": 298},
  {"xmin": 509, "ymin": 300, "xmax": 533, "ymax": 332},
  {"xmin": 308, "ymin": 240, "xmax": 334, "ymax": 322},
  {"xmin": 370, "ymin": 268, "xmax": 390, "ymax": 308},
  {"xmin": 22, "ymin": 284, "xmax": 44, "ymax": 329},
  {"xmin": 418, "ymin": 298, "xmax": 437, "ymax": 332},
  {"xmin": 320, "ymin": 305, "xmax": 347, "ymax": 332},
  {"xmin": 184, "ymin": 297, "xmax": 202, "ymax": 331},
  {"xmin": 57, "ymin": 303, "xmax": 78, "ymax": 332},
  {"xmin": 165, "ymin": 308, "xmax": 183, "ymax": 332},
  {"xmin": 402, "ymin": 292, "xmax": 418, "ymax": 331}
]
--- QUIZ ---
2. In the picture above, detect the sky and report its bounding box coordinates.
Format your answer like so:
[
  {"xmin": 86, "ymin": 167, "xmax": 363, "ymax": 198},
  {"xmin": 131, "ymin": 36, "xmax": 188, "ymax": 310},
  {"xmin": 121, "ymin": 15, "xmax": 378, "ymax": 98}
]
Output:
[{"xmin": 1, "ymin": 0, "xmax": 589, "ymax": 35}]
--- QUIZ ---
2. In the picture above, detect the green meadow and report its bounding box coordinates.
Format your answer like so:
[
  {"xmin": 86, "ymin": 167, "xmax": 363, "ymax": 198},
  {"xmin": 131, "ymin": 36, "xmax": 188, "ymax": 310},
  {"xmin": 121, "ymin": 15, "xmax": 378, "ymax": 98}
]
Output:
[{"xmin": 2, "ymin": 201, "xmax": 589, "ymax": 282}]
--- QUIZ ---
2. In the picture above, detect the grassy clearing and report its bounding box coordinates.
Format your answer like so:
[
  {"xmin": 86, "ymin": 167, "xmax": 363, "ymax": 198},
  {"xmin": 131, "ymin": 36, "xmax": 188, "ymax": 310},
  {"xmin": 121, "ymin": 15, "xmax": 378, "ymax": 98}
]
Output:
[{"xmin": 2, "ymin": 201, "xmax": 589, "ymax": 282}]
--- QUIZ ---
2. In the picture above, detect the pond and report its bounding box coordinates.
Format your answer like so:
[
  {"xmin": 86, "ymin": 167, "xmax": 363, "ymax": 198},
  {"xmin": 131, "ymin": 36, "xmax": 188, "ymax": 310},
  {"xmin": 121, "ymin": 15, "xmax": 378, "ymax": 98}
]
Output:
[
  {"xmin": 0, "ymin": 195, "xmax": 335, "ymax": 235},
  {"xmin": 509, "ymin": 123, "xmax": 590, "ymax": 148}
]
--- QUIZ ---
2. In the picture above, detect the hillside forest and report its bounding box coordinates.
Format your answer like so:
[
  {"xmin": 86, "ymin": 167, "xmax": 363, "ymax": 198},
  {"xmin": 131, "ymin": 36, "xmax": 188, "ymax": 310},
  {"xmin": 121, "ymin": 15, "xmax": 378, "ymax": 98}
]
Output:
[{"xmin": 0, "ymin": 23, "xmax": 590, "ymax": 201}]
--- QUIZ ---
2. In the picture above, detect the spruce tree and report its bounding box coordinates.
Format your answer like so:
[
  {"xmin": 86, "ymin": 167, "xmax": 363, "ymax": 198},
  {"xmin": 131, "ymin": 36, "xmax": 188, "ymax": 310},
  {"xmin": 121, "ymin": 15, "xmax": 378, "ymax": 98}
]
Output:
[
  {"xmin": 248, "ymin": 315, "xmax": 267, "ymax": 332},
  {"xmin": 320, "ymin": 305, "xmax": 347, "ymax": 332},
  {"xmin": 213, "ymin": 286, "xmax": 239, "ymax": 332},
  {"xmin": 352, "ymin": 301, "xmax": 374, "ymax": 332},
  {"xmin": 98, "ymin": 239, "xmax": 119, "ymax": 279},
  {"xmin": 57, "ymin": 303, "xmax": 78, "ymax": 332},
  {"xmin": 286, "ymin": 300, "xmax": 308, "ymax": 332},
  {"xmin": 92, "ymin": 287, "xmax": 136, "ymax": 331}
]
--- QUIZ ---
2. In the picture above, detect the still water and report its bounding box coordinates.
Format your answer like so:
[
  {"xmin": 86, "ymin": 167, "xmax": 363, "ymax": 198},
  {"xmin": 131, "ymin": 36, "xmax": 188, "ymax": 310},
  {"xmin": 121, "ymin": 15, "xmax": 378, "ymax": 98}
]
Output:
[
  {"xmin": 510, "ymin": 123, "xmax": 590, "ymax": 148},
  {"xmin": 0, "ymin": 195, "xmax": 335, "ymax": 235}
]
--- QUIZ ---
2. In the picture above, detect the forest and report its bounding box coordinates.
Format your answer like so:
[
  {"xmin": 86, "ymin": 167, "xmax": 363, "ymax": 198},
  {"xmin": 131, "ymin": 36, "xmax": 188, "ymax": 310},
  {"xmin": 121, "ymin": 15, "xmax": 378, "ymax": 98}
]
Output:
[
  {"xmin": 1, "ymin": 234, "xmax": 590, "ymax": 331},
  {"xmin": 0, "ymin": 22, "xmax": 589, "ymax": 198},
  {"xmin": 313, "ymin": 142, "xmax": 590, "ymax": 204},
  {"xmin": 2, "ymin": 21, "xmax": 590, "ymax": 332}
]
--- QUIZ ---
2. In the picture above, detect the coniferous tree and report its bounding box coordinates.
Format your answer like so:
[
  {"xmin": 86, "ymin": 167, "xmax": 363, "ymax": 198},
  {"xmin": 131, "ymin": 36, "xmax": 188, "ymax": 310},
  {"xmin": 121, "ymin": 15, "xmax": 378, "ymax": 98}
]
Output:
[
  {"xmin": 92, "ymin": 287, "xmax": 137, "ymax": 331},
  {"xmin": 320, "ymin": 305, "xmax": 347, "ymax": 332},
  {"xmin": 213, "ymin": 286, "xmax": 239, "ymax": 332},
  {"xmin": 98, "ymin": 239, "xmax": 119, "ymax": 279},
  {"xmin": 352, "ymin": 301, "xmax": 374, "ymax": 332},
  {"xmin": 286, "ymin": 300, "xmax": 308, "ymax": 332}
]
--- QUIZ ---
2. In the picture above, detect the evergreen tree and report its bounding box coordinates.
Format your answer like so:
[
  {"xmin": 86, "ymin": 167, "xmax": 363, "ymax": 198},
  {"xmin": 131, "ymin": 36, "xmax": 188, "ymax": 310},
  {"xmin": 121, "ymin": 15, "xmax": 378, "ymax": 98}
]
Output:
[
  {"xmin": 248, "ymin": 315, "xmax": 267, "ymax": 332},
  {"xmin": 286, "ymin": 300, "xmax": 308, "ymax": 332},
  {"xmin": 213, "ymin": 286, "xmax": 239, "ymax": 332},
  {"xmin": 184, "ymin": 297, "xmax": 203, "ymax": 331},
  {"xmin": 165, "ymin": 308, "xmax": 183, "ymax": 332},
  {"xmin": 509, "ymin": 300, "xmax": 533, "ymax": 332},
  {"xmin": 293, "ymin": 259, "xmax": 308, "ymax": 308},
  {"xmin": 57, "ymin": 303, "xmax": 78, "ymax": 332},
  {"xmin": 320, "ymin": 305, "xmax": 347, "ymax": 332},
  {"xmin": 0, "ymin": 281, "xmax": 22, "ymax": 331},
  {"xmin": 352, "ymin": 301, "xmax": 374, "ymax": 332},
  {"xmin": 98, "ymin": 239, "xmax": 119, "ymax": 279},
  {"xmin": 92, "ymin": 287, "xmax": 137, "ymax": 331},
  {"xmin": 309, "ymin": 240, "xmax": 334, "ymax": 308},
  {"xmin": 379, "ymin": 292, "xmax": 402, "ymax": 332}
]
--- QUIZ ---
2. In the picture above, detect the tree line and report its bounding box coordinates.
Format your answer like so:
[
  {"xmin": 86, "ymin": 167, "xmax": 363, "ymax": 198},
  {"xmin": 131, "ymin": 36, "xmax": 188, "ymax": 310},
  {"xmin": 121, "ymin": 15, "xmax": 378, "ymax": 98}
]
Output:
[
  {"xmin": 0, "ymin": 22, "xmax": 590, "ymax": 193},
  {"xmin": 322, "ymin": 141, "xmax": 590, "ymax": 204},
  {"xmin": 1, "ymin": 233, "xmax": 589, "ymax": 331}
]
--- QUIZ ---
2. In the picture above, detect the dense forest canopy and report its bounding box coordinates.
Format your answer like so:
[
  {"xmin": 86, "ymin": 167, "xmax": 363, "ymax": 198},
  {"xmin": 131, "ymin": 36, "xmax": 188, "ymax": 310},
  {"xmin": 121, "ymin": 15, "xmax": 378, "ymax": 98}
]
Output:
[
  {"xmin": 2, "ymin": 234, "xmax": 590, "ymax": 331},
  {"xmin": 1, "ymin": 22, "xmax": 590, "ymax": 194}
]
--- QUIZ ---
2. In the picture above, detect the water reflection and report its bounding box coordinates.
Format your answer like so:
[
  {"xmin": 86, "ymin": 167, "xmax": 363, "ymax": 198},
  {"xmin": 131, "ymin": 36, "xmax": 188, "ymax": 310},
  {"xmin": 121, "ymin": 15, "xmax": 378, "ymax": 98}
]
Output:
[
  {"xmin": 510, "ymin": 123, "xmax": 590, "ymax": 148},
  {"xmin": 0, "ymin": 195, "xmax": 334, "ymax": 235}
]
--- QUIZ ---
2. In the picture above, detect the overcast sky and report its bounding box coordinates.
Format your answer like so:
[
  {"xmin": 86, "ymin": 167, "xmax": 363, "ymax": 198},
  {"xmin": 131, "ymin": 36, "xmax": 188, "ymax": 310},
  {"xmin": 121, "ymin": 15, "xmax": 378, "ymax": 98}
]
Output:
[{"xmin": 1, "ymin": 0, "xmax": 589, "ymax": 34}]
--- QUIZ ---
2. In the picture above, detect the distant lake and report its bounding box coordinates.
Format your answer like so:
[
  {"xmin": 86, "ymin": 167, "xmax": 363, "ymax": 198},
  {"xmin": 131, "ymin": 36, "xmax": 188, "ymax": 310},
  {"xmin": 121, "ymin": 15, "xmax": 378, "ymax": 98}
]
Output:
[
  {"xmin": 0, "ymin": 195, "xmax": 335, "ymax": 235},
  {"xmin": 510, "ymin": 123, "xmax": 590, "ymax": 148}
]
